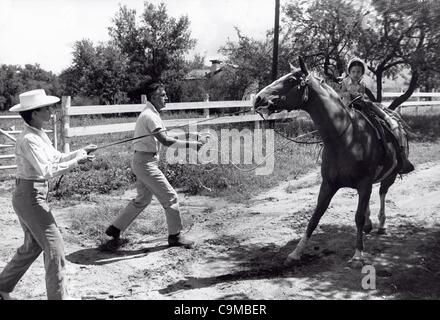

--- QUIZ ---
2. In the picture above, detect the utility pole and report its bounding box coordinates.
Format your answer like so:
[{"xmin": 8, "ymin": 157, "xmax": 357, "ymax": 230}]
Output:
[{"xmin": 272, "ymin": 0, "xmax": 280, "ymax": 82}]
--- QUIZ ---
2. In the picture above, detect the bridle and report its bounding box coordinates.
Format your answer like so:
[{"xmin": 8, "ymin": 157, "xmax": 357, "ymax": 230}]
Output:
[
  {"xmin": 274, "ymin": 73, "xmax": 310, "ymax": 113},
  {"xmin": 259, "ymin": 73, "xmax": 353, "ymax": 145}
]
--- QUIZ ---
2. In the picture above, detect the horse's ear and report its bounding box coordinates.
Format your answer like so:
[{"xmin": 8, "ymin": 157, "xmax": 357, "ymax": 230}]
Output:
[
  {"xmin": 298, "ymin": 56, "xmax": 309, "ymax": 75},
  {"xmin": 289, "ymin": 62, "xmax": 295, "ymax": 72}
]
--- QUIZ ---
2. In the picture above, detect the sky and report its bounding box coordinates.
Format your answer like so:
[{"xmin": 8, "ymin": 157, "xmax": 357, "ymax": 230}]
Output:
[{"xmin": 0, "ymin": 0, "xmax": 276, "ymax": 74}]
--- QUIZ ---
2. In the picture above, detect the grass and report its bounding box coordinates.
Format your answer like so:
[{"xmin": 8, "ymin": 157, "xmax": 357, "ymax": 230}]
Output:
[{"xmin": 64, "ymin": 201, "xmax": 168, "ymax": 245}]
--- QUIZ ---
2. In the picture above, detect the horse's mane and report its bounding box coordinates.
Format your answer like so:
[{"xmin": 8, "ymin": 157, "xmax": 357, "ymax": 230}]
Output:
[{"xmin": 309, "ymin": 72, "xmax": 351, "ymax": 112}]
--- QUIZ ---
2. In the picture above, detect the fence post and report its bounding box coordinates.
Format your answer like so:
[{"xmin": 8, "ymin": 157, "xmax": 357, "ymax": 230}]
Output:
[
  {"xmin": 141, "ymin": 95, "xmax": 147, "ymax": 105},
  {"xmin": 52, "ymin": 113, "xmax": 58, "ymax": 150},
  {"xmin": 61, "ymin": 96, "xmax": 70, "ymax": 153},
  {"xmin": 204, "ymin": 94, "xmax": 210, "ymax": 118},
  {"xmin": 251, "ymin": 94, "xmax": 261, "ymax": 130}
]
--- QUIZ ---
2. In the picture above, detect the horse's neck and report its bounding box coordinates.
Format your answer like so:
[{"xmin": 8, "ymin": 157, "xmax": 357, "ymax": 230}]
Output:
[{"xmin": 303, "ymin": 84, "xmax": 352, "ymax": 144}]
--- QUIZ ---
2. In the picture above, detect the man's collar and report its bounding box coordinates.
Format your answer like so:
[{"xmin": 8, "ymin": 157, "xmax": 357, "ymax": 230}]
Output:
[
  {"xmin": 23, "ymin": 122, "xmax": 44, "ymax": 134},
  {"xmin": 145, "ymin": 101, "xmax": 161, "ymax": 114}
]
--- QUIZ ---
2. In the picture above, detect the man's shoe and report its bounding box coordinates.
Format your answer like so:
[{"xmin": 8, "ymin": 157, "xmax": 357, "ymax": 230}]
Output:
[
  {"xmin": 105, "ymin": 225, "xmax": 121, "ymax": 240},
  {"xmin": 168, "ymin": 233, "xmax": 194, "ymax": 249},
  {"xmin": 0, "ymin": 291, "xmax": 16, "ymax": 300},
  {"xmin": 99, "ymin": 238, "xmax": 128, "ymax": 252}
]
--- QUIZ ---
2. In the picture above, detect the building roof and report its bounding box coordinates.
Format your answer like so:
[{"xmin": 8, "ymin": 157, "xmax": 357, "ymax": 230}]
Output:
[{"xmin": 184, "ymin": 68, "xmax": 210, "ymax": 80}]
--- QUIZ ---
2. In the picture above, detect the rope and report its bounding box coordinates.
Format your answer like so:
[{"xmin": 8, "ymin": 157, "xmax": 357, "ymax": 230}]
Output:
[
  {"xmin": 273, "ymin": 128, "xmax": 321, "ymax": 144},
  {"xmin": 57, "ymin": 106, "xmax": 320, "ymax": 174},
  {"xmin": 197, "ymin": 128, "xmax": 320, "ymax": 173},
  {"xmin": 93, "ymin": 109, "xmax": 253, "ymax": 151}
]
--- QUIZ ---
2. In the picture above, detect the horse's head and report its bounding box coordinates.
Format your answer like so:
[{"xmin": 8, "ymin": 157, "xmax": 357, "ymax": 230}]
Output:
[{"xmin": 254, "ymin": 56, "xmax": 310, "ymax": 118}]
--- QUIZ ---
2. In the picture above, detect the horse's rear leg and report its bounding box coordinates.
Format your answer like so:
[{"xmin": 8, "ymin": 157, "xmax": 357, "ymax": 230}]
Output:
[
  {"xmin": 377, "ymin": 174, "xmax": 397, "ymax": 235},
  {"xmin": 349, "ymin": 182, "xmax": 372, "ymax": 267},
  {"xmin": 285, "ymin": 181, "xmax": 337, "ymax": 265}
]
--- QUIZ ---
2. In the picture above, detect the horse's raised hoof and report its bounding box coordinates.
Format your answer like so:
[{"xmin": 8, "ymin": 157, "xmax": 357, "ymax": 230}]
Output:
[
  {"xmin": 377, "ymin": 228, "xmax": 387, "ymax": 235},
  {"xmin": 347, "ymin": 258, "xmax": 365, "ymax": 269}
]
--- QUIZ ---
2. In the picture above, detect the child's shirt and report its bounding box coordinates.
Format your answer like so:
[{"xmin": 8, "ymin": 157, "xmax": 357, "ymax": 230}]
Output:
[{"xmin": 340, "ymin": 77, "xmax": 366, "ymax": 105}]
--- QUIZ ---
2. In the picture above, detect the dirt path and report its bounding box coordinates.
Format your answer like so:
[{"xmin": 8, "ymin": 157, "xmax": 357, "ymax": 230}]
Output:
[{"xmin": 1, "ymin": 161, "xmax": 439, "ymax": 300}]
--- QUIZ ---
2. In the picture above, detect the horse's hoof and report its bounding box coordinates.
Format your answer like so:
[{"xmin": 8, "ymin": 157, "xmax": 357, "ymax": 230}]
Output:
[
  {"xmin": 284, "ymin": 254, "xmax": 301, "ymax": 266},
  {"xmin": 348, "ymin": 258, "xmax": 365, "ymax": 269},
  {"xmin": 377, "ymin": 228, "xmax": 387, "ymax": 235}
]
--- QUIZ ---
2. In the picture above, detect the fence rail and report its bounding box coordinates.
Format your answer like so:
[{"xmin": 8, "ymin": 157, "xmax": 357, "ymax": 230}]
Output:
[
  {"xmin": 0, "ymin": 114, "xmax": 57, "ymax": 171},
  {"xmin": 59, "ymin": 95, "xmax": 304, "ymax": 152},
  {"xmin": 1, "ymin": 92, "xmax": 440, "ymax": 170}
]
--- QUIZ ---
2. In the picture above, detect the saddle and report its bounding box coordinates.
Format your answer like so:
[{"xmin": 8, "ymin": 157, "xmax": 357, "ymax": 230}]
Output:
[{"xmin": 349, "ymin": 100, "xmax": 402, "ymax": 164}]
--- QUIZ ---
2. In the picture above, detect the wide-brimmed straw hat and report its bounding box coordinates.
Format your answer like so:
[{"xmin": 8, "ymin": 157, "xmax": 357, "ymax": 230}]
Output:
[{"xmin": 9, "ymin": 89, "xmax": 60, "ymax": 112}]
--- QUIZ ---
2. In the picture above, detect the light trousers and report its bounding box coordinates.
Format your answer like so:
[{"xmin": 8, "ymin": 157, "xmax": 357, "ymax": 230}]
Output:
[
  {"xmin": 112, "ymin": 151, "xmax": 183, "ymax": 235},
  {"xmin": 0, "ymin": 179, "xmax": 67, "ymax": 300}
]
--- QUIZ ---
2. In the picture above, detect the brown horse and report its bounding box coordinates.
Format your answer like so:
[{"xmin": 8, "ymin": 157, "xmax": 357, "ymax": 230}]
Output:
[{"xmin": 254, "ymin": 57, "xmax": 411, "ymax": 266}]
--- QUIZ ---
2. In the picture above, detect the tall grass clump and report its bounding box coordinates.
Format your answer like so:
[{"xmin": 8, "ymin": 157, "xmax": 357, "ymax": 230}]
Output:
[{"xmin": 49, "ymin": 152, "xmax": 136, "ymax": 200}]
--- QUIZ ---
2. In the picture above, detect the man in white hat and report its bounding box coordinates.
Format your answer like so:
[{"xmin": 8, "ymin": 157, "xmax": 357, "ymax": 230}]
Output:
[{"xmin": 0, "ymin": 89, "xmax": 96, "ymax": 300}]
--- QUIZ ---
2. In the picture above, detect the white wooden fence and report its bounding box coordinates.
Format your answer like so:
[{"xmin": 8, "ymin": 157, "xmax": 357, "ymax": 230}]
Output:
[
  {"xmin": 0, "ymin": 114, "xmax": 57, "ymax": 171},
  {"xmin": 58, "ymin": 95, "xmax": 298, "ymax": 153},
  {"xmin": 1, "ymin": 92, "xmax": 439, "ymax": 171}
]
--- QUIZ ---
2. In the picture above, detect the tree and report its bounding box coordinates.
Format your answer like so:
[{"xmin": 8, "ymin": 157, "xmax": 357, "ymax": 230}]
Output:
[
  {"xmin": 357, "ymin": 0, "xmax": 440, "ymax": 108},
  {"xmin": 0, "ymin": 64, "xmax": 59, "ymax": 111},
  {"xmin": 219, "ymin": 28, "xmax": 273, "ymax": 96},
  {"xmin": 283, "ymin": 0, "xmax": 366, "ymax": 82},
  {"xmin": 108, "ymin": 2, "xmax": 196, "ymax": 101},
  {"xmin": 59, "ymin": 39, "xmax": 130, "ymax": 105}
]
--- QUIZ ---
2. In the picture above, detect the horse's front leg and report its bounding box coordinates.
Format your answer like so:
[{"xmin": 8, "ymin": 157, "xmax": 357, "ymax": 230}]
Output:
[
  {"xmin": 349, "ymin": 181, "xmax": 373, "ymax": 268},
  {"xmin": 285, "ymin": 181, "xmax": 337, "ymax": 265},
  {"xmin": 378, "ymin": 193, "xmax": 387, "ymax": 234},
  {"xmin": 377, "ymin": 174, "xmax": 397, "ymax": 235}
]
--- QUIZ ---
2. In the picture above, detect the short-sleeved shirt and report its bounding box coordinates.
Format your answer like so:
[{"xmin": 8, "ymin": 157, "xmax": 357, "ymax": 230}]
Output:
[
  {"xmin": 132, "ymin": 102, "xmax": 166, "ymax": 153},
  {"xmin": 15, "ymin": 123, "xmax": 78, "ymax": 180}
]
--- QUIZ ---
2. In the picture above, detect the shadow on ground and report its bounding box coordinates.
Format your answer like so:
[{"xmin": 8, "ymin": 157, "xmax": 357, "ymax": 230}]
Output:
[
  {"xmin": 158, "ymin": 223, "xmax": 440, "ymax": 299},
  {"xmin": 66, "ymin": 242, "xmax": 169, "ymax": 266}
]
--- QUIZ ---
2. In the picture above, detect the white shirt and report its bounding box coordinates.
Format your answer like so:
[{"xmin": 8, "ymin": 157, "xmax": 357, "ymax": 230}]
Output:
[
  {"xmin": 340, "ymin": 77, "xmax": 367, "ymax": 104},
  {"xmin": 15, "ymin": 123, "xmax": 79, "ymax": 180},
  {"xmin": 132, "ymin": 102, "xmax": 166, "ymax": 153}
]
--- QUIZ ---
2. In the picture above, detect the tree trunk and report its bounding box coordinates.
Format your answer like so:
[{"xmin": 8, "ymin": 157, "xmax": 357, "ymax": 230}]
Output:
[
  {"xmin": 388, "ymin": 69, "xmax": 419, "ymax": 110},
  {"xmin": 376, "ymin": 71, "xmax": 383, "ymax": 103}
]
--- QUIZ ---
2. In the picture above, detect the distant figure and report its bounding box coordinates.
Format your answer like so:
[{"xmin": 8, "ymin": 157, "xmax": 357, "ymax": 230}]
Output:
[
  {"xmin": 104, "ymin": 83, "xmax": 207, "ymax": 250},
  {"xmin": 0, "ymin": 89, "xmax": 96, "ymax": 300},
  {"xmin": 341, "ymin": 58, "xmax": 414, "ymax": 174}
]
